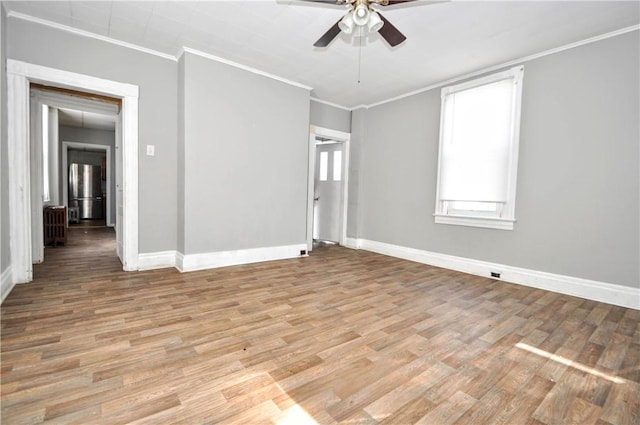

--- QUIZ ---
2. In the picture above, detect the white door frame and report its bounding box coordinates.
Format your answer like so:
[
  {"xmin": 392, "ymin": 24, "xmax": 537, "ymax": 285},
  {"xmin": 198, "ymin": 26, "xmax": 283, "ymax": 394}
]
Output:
[
  {"xmin": 62, "ymin": 141, "xmax": 113, "ymax": 227},
  {"xmin": 7, "ymin": 59, "xmax": 139, "ymax": 283},
  {"xmin": 306, "ymin": 125, "xmax": 351, "ymax": 252}
]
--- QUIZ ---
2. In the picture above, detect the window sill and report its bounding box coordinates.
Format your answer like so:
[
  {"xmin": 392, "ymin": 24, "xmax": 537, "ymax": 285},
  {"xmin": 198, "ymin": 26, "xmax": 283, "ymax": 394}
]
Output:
[{"xmin": 433, "ymin": 213, "xmax": 515, "ymax": 230}]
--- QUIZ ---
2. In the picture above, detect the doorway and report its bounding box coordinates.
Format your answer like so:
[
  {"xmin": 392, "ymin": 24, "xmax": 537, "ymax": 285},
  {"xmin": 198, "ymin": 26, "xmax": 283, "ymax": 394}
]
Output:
[
  {"xmin": 6, "ymin": 59, "xmax": 139, "ymax": 284},
  {"xmin": 306, "ymin": 126, "xmax": 350, "ymax": 252},
  {"xmin": 62, "ymin": 142, "xmax": 114, "ymax": 227},
  {"xmin": 29, "ymin": 87, "xmax": 118, "ymax": 264}
]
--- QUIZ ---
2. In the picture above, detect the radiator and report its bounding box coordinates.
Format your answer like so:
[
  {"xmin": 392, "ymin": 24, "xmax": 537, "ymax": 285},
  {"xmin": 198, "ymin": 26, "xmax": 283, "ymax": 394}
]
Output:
[{"xmin": 44, "ymin": 206, "xmax": 67, "ymax": 246}]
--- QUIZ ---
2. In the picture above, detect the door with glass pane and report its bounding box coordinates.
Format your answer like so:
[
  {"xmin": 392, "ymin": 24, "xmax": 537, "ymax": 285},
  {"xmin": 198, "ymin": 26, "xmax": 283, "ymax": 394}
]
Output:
[{"xmin": 313, "ymin": 142, "xmax": 343, "ymax": 243}]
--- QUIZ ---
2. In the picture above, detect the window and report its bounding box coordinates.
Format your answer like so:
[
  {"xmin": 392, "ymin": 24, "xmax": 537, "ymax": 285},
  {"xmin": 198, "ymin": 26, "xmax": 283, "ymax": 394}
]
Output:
[
  {"xmin": 333, "ymin": 151, "xmax": 342, "ymax": 181},
  {"xmin": 318, "ymin": 147, "xmax": 343, "ymax": 182},
  {"xmin": 42, "ymin": 104, "xmax": 50, "ymax": 203},
  {"xmin": 434, "ymin": 66, "xmax": 524, "ymax": 230},
  {"xmin": 319, "ymin": 151, "xmax": 328, "ymax": 181}
]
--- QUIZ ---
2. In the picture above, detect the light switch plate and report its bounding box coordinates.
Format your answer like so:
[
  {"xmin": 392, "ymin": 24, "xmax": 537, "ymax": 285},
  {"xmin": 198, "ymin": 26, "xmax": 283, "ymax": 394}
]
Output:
[{"xmin": 146, "ymin": 145, "xmax": 155, "ymax": 156}]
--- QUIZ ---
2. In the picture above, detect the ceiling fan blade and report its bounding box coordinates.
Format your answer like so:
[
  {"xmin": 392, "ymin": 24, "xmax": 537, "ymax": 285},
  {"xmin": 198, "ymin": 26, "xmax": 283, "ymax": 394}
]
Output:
[
  {"xmin": 314, "ymin": 20, "xmax": 342, "ymax": 47},
  {"xmin": 377, "ymin": 12, "xmax": 406, "ymax": 47},
  {"xmin": 379, "ymin": 0, "xmax": 449, "ymax": 6},
  {"xmin": 294, "ymin": 0, "xmax": 343, "ymax": 4}
]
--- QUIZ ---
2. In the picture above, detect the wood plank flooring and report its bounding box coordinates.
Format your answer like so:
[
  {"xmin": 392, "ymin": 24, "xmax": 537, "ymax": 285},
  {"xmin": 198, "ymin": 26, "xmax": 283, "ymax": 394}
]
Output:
[{"xmin": 1, "ymin": 228, "xmax": 639, "ymax": 424}]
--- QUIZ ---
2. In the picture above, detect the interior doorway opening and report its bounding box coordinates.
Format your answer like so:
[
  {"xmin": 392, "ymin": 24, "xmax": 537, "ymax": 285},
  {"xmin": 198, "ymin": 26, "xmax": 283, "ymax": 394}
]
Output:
[
  {"xmin": 6, "ymin": 59, "xmax": 139, "ymax": 285},
  {"xmin": 30, "ymin": 86, "xmax": 118, "ymax": 266},
  {"xmin": 306, "ymin": 126, "xmax": 350, "ymax": 253},
  {"xmin": 63, "ymin": 143, "xmax": 113, "ymax": 227}
]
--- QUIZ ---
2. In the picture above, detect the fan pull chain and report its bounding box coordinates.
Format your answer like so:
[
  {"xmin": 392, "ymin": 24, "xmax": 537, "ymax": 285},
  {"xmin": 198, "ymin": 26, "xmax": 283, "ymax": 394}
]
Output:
[{"xmin": 357, "ymin": 33, "xmax": 363, "ymax": 84}]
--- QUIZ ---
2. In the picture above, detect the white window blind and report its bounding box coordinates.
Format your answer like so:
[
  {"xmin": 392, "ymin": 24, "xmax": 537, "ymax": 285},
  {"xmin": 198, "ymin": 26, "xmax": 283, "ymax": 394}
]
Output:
[
  {"xmin": 440, "ymin": 78, "xmax": 514, "ymax": 203},
  {"xmin": 434, "ymin": 66, "xmax": 524, "ymax": 230}
]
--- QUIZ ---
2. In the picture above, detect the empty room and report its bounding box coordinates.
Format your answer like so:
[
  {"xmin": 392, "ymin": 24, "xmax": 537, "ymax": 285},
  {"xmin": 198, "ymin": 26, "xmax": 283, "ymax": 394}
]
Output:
[{"xmin": 0, "ymin": 1, "xmax": 638, "ymax": 424}]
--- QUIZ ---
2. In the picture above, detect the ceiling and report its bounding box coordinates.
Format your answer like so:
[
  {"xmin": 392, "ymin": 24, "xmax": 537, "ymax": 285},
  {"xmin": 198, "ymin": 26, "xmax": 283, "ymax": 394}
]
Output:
[
  {"xmin": 4, "ymin": 1, "xmax": 639, "ymax": 108},
  {"xmin": 58, "ymin": 108, "xmax": 116, "ymax": 131}
]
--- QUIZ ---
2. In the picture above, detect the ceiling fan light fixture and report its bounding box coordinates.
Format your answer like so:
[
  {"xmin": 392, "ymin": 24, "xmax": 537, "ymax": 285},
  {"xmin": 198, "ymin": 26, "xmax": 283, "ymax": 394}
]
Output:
[
  {"xmin": 367, "ymin": 11, "xmax": 384, "ymax": 32},
  {"xmin": 352, "ymin": 4, "xmax": 370, "ymax": 26},
  {"xmin": 309, "ymin": 0, "xmax": 410, "ymax": 48},
  {"xmin": 338, "ymin": 12, "xmax": 355, "ymax": 34}
]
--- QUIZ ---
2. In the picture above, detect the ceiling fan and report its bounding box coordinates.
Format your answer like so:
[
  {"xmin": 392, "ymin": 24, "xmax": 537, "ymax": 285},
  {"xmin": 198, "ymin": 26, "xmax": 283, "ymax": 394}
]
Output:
[{"xmin": 300, "ymin": 0, "xmax": 418, "ymax": 48}]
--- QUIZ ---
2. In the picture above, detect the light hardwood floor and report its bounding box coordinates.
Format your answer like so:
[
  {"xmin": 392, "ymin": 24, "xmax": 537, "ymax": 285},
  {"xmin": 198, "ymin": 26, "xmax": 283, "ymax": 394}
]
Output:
[{"xmin": 1, "ymin": 228, "xmax": 639, "ymax": 424}]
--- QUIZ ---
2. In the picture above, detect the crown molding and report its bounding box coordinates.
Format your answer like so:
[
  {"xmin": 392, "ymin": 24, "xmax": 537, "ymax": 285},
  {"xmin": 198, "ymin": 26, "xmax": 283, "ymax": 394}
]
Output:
[
  {"xmin": 179, "ymin": 47, "xmax": 313, "ymax": 91},
  {"xmin": 8, "ymin": 10, "xmax": 638, "ymax": 110},
  {"xmin": 310, "ymin": 97, "xmax": 350, "ymax": 111},
  {"xmin": 365, "ymin": 24, "xmax": 640, "ymax": 109},
  {"xmin": 8, "ymin": 11, "xmax": 313, "ymax": 92},
  {"xmin": 7, "ymin": 11, "xmax": 176, "ymax": 62}
]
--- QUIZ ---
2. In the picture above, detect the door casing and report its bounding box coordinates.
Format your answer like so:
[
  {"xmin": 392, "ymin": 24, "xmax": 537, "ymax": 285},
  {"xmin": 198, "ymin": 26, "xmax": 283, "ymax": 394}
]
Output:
[{"xmin": 6, "ymin": 59, "xmax": 139, "ymax": 283}]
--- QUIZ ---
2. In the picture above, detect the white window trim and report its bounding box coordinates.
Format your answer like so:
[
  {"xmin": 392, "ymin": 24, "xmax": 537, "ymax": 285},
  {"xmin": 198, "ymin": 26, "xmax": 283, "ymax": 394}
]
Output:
[
  {"xmin": 434, "ymin": 65, "xmax": 524, "ymax": 231},
  {"xmin": 434, "ymin": 214, "xmax": 515, "ymax": 230}
]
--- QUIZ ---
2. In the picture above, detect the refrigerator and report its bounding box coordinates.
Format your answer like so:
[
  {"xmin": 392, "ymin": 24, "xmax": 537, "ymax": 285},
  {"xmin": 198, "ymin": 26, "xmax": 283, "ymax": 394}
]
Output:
[{"xmin": 69, "ymin": 163, "xmax": 103, "ymax": 220}]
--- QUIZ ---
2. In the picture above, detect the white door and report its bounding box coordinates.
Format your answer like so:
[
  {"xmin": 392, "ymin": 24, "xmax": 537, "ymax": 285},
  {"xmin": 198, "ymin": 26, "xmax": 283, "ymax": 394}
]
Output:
[
  {"xmin": 115, "ymin": 113, "xmax": 124, "ymax": 262},
  {"xmin": 313, "ymin": 142, "xmax": 343, "ymax": 243}
]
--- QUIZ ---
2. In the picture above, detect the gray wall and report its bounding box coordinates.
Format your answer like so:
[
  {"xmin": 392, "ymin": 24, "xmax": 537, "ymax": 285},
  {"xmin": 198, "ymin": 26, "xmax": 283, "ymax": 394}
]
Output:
[
  {"xmin": 347, "ymin": 108, "xmax": 366, "ymax": 240},
  {"xmin": 0, "ymin": 5, "xmax": 9, "ymax": 276},
  {"xmin": 60, "ymin": 127, "xmax": 115, "ymax": 164},
  {"xmin": 179, "ymin": 52, "xmax": 310, "ymax": 254},
  {"xmin": 310, "ymin": 100, "xmax": 351, "ymax": 134},
  {"xmin": 353, "ymin": 31, "xmax": 639, "ymax": 288},
  {"xmin": 67, "ymin": 149, "xmax": 104, "ymax": 166},
  {"xmin": 6, "ymin": 17, "xmax": 178, "ymax": 254}
]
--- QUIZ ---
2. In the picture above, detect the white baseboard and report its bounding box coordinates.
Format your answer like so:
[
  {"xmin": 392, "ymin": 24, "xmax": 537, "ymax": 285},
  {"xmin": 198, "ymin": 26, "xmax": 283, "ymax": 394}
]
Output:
[
  {"xmin": 343, "ymin": 237, "xmax": 361, "ymax": 249},
  {"xmin": 138, "ymin": 251, "xmax": 177, "ymax": 271},
  {"xmin": 354, "ymin": 238, "xmax": 639, "ymax": 310},
  {"xmin": 176, "ymin": 244, "xmax": 307, "ymax": 273},
  {"xmin": 1, "ymin": 266, "xmax": 16, "ymax": 304}
]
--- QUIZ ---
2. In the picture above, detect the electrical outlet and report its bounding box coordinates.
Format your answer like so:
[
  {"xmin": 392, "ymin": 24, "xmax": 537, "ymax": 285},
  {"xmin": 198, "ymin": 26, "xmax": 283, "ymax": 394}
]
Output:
[
  {"xmin": 491, "ymin": 271, "xmax": 501, "ymax": 279},
  {"xmin": 146, "ymin": 145, "xmax": 155, "ymax": 156}
]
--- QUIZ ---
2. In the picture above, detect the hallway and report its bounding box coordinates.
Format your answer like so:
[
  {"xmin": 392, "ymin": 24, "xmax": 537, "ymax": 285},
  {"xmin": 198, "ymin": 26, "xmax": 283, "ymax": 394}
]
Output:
[{"xmin": 35, "ymin": 226, "xmax": 119, "ymax": 281}]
